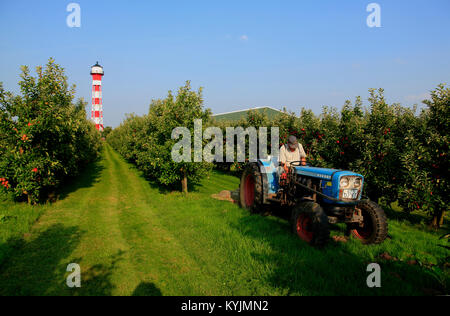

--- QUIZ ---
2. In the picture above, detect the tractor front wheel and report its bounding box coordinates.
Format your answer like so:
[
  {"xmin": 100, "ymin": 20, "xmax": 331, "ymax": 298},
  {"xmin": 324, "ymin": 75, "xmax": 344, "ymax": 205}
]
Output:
[
  {"xmin": 350, "ymin": 201, "xmax": 388, "ymax": 245},
  {"xmin": 292, "ymin": 202, "xmax": 329, "ymax": 247}
]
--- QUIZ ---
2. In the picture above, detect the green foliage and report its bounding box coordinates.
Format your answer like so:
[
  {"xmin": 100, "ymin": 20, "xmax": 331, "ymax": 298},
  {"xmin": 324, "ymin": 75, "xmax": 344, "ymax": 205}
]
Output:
[
  {"xmin": 293, "ymin": 85, "xmax": 448, "ymax": 224},
  {"xmin": 0, "ymin": 58, "xmax": 102, "ymax": 203},
  {"xmin": 108, "ymin": 81, "xmax": 212, "ymax": 190},
  {"xmin": 102, "ymin": 126, "xmax": 113, "ymax": 138},
  {"xmin": 398, "ymin": 85, "xmax": 449, "ymax": 222}
]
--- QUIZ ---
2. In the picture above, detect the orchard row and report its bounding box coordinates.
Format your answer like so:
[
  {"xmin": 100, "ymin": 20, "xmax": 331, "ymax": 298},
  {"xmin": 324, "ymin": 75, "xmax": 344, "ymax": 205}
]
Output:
[{"xmin": 0, "ymin": 59, "xmax": 102, "ymax": 204}]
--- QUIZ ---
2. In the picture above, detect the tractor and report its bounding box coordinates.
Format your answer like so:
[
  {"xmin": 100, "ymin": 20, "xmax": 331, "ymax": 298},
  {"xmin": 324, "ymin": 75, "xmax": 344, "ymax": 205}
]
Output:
[{"xmin": 239, "ymin": 157, "xmax": 388, "ymax": 247}]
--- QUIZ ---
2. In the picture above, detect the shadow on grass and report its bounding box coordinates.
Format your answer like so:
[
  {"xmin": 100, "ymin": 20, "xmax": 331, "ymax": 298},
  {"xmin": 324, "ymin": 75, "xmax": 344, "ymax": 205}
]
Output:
[
  {"xmin": 132, "ymin": 165, "xmax": 205, "ymax": 194},
  {"xmin": 57, "ymin": 159, "xmax": 105, "ymax": 201},
  {"xmin": 69, "ymin": 250, "xmax": 125, "ymax": 296},
  {"xmin": 132, "ymin": 282, "xmax": 162, "ymax": 296},
  {"xmin": 0, "ymin": 224, "xmax": 127, "ymax": 296},
  {"xmin": 0, "ymin": 224, "xmax": 82, "ymax": 295},
  {"xmin": 382, "ymin": 204, "xmax": 427, "ymax": 225},
  {"xmin": 231, "ymin": 213, "xmax": 447, "ymax": 296},
  {"xmin": 146, "ymin": 176, "xmax": 205, "ymax": 194}
]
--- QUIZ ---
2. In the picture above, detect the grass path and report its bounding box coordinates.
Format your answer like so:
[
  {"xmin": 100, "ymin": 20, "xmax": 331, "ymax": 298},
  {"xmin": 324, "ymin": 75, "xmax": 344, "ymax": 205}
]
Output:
[{"xmin": 0, "ymin": 145, "xmax": 448, "ymax": 295}]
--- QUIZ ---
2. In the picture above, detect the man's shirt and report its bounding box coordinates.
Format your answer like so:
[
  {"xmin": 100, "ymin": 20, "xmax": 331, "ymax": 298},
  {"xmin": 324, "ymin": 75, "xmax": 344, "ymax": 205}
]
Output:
[{"xmin": 279, "ymin": 144, "xmax": 307, "ymax": 167}]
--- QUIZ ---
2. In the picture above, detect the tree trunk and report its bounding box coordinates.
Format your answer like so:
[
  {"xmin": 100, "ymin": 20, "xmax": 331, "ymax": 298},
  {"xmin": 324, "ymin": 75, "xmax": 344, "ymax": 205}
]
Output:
[
  {"xmin": 181, "ymin": 170, "xmax": 188, "ymax": 194},
  {"xmin": 431, "ymin": 209, "xmax": 445, "ymax": 229},
  {"xmin": 439, "ymin": 211, "xmax": 445, "ymax": 227}
]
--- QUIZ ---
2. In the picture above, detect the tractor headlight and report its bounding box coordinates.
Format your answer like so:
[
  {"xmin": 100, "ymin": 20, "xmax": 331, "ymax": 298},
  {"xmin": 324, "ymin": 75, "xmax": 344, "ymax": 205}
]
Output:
[
  {"xmin": 340, "ymin": 177, "xmax": 350, "ymax": 188},
  {"xmin": 354, "ymin": 177, "xmax": 362, "ymax": 189}
]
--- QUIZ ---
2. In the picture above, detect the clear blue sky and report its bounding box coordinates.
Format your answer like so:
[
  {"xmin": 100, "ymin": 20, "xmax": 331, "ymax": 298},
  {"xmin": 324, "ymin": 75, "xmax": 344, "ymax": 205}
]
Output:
[{"xmin": 1, "ymin": 0, "xmax": 449, "ymax": 127}]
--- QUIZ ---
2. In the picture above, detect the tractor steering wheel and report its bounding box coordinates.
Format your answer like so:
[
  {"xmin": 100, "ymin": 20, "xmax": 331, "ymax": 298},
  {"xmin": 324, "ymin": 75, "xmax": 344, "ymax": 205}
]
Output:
[{"xmin": 290, "ymin": 160, "xmax": 306, "ymax": 167}]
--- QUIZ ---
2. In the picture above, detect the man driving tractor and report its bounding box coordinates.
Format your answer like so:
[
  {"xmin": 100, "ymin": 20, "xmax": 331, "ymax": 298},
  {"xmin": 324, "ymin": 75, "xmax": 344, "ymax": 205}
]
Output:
[
  {"xmin": 239, "ymin": 134, "xmax": 388, "ymax": 247},
  {"xmin": 278, "ymin": 135, "xmax": 307, "ymax": 181}
]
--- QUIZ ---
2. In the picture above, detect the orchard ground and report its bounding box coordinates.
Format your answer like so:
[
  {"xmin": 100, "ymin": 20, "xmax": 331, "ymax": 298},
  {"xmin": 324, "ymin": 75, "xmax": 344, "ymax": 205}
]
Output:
[{"xmin": 0, "ymin": 145, "xmax": 448, "ymax": 295}]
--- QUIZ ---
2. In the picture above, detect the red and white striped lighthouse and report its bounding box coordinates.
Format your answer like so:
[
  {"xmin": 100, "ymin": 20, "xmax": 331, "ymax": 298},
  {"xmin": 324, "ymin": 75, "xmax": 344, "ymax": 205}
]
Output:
[{"xmin": 90, "ymin": 62, "xmax": 104, "ymax": 131}]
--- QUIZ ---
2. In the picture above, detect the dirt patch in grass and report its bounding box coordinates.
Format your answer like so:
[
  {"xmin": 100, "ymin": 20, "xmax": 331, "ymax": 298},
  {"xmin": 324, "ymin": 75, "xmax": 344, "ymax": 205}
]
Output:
[{"xmin": 211, "ymin": 190, "xmax": 239, "ymax": 204}]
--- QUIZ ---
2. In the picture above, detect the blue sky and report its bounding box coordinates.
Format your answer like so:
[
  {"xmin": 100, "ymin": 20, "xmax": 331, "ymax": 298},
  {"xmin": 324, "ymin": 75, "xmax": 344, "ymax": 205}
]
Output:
[{"xmin": 1, "ymin": 0, "xmax": 449, "ymax": 127}]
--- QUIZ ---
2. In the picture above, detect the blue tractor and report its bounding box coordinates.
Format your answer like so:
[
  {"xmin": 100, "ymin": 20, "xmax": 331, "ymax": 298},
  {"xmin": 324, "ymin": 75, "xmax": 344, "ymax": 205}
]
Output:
[{"xmin": 239, "ymin": 158, "xmax": 388, "ymax": 247}]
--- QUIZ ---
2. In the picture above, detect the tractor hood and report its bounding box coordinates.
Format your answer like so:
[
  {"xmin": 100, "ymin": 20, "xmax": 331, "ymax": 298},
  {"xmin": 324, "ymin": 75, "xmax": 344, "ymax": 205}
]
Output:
[
  {"xmin": 257, "ymin": 158, "xmax": 364, "ymax": 204},
  {"xmin": 293, "ymin": 166, "xmax": 363, "ymax": 180},
  {"xmin": 293, "ymin": 166, "xmax": 364, "ymax": 204},
  {"xmin": 293, "ymin": 166, "xmax": 342, "ymax": 180}
]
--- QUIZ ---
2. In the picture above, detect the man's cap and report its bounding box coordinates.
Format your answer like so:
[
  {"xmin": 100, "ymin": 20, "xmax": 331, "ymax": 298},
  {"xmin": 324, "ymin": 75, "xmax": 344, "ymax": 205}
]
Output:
[{"xmin": 288, "ymin": 135, "xmax": 298, "ymax": 149}]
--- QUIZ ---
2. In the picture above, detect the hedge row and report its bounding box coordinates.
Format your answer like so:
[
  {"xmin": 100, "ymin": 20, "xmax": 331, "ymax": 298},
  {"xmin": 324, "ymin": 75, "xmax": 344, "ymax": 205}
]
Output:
[{"xmin": 0, "ymin": 59, "xmax": 102, "ymax": 203}]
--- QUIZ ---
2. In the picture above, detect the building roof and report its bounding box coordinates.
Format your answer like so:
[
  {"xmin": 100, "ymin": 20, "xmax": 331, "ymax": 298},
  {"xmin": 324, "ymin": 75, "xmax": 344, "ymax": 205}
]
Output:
[{"xmin": 212, "ymin": 106, "xmax": 285, "ymax": 122}]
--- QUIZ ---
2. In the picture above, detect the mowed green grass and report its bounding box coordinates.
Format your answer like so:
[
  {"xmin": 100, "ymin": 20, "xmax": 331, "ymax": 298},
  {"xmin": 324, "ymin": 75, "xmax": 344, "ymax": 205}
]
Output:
[
  {"xmin": 0, "ymin": 144, "xmax": 448, "ymax": 296},
  {"xmin": 0, "ymin": 197, "xmax": 48, "ymax": 266}
]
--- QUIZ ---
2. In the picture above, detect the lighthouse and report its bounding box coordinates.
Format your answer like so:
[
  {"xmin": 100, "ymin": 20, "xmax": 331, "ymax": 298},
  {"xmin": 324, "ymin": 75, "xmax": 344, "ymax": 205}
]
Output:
[{"xmin": 90, "ymin": 62, "xmax": 104, "ymax": 131}]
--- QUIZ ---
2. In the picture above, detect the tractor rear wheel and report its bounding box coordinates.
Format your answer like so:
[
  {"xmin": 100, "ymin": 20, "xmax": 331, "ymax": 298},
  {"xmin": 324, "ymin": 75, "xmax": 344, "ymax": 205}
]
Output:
[
  {"xmin": 239, "ymin": 163, "xmax": 264, "ymax": 214},
  {"xmin": 350, "ymin": 201, "xmax": 388, "ymax": 245},
  {"xmin": 292, "ymin": 202, "xmax": 329, "ymax": 247}
]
